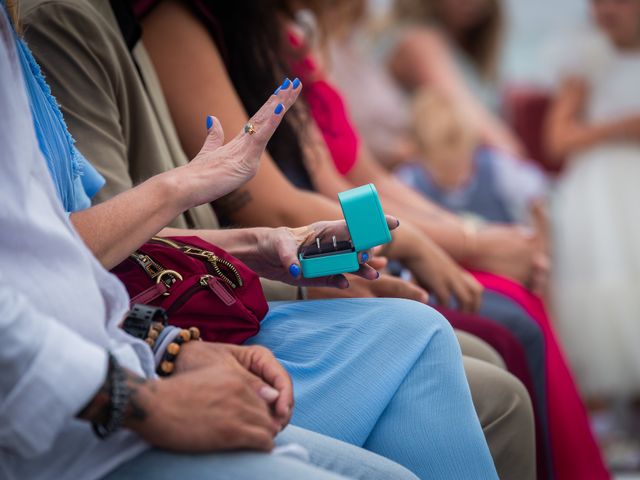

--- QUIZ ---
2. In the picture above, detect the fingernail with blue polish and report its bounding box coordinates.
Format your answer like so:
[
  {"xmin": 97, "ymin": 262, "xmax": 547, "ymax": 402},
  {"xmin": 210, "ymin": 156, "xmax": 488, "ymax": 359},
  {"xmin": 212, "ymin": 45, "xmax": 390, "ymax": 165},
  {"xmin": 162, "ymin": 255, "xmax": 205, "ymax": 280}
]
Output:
[
  {"xmin": 274, "ymin": 86, "xmax": 281, "ymax": 96},
  {"xmin": 289, "ymin": 264, "xmax": 300, "ymax": 278},
  {"xmin": 396, "ymin": 218, "xmax": 401, "ymax": 228},
  {"xmin": 274, "ymin": 103, "xmax": 284, "ymax": 115},
  {"xmin": 361, "ymin": 252, "xmax": 369, "ymax": 262},
  {"xmin": 376, "ymin": 271, "xmax": 381, "ymax": 279},
  {"xmin": 281, "ymin": 78, "xmax": 291, "ymax": 90},
  {"xmin": 292, "ymin": 78, "xmax": 301, "ymax": 89},
  {"xmin": 206, "ymin": 115, "xmax": 213, "ymax": 130}
]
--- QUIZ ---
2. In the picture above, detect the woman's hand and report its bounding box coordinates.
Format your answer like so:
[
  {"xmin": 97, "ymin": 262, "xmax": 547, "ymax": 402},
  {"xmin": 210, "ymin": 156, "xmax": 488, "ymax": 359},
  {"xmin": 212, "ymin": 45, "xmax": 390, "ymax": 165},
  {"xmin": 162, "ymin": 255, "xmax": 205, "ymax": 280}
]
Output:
[
  {"xmin": 245, "ymin": 215, "xmax": 401, "ymax": 288},
  {"xmin": 467, "ymin": 224, "xmax": 549, "ymax": 290},
  {"xmin": 404, "ymin": 236, "xmax": 484, "ymax": 312},
  {"xmin": 174, "ymin": 78, "xmax": 302, "ymax": 210}
]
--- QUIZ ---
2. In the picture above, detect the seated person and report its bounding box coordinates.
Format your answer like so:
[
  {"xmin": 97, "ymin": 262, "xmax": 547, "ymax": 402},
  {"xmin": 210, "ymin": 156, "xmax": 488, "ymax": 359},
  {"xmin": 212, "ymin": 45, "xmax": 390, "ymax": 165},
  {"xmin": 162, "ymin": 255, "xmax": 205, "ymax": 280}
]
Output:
[
  {"xmin": 396, "ymin": 89, "xmax": 548, "ymax": 226},
  {"xmin": 546, "ymin": 0, "xmax": 640, "ymax": 437},
  {"xmin": 11, "ymin": 1, "xmax": 524, "ymax": 478},
  {"xmin": 0, "ymin": 5, "xmax": 421, "ymax": 480},
  {"xmin": 385, "ymin": 0, "xmax": 524, "ymax": 157}
]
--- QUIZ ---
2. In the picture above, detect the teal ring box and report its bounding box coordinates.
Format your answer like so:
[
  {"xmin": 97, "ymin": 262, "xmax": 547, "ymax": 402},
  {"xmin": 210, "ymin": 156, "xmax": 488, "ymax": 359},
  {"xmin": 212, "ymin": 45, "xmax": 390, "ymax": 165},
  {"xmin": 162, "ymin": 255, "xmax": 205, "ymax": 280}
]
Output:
[{"xmin": 299, "ymin": 184, "xmax": 392, "ymax": 278}]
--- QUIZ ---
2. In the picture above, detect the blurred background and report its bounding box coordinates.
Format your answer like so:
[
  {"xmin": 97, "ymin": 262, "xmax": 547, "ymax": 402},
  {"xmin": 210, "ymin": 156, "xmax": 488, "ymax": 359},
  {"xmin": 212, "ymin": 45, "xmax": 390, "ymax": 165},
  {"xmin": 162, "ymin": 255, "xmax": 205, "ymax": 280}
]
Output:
[{"xmin": 334, "ymin": 0, "xmax": 640, "ymax": 477}]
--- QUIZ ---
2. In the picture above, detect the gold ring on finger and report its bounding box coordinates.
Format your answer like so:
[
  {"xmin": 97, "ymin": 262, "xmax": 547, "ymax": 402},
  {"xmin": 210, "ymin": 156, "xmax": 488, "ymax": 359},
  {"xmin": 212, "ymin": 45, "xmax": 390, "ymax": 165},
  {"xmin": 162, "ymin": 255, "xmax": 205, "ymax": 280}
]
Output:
[{"xmin": 244, "ymin": 122, "xmax": 256, "ymax": 135}]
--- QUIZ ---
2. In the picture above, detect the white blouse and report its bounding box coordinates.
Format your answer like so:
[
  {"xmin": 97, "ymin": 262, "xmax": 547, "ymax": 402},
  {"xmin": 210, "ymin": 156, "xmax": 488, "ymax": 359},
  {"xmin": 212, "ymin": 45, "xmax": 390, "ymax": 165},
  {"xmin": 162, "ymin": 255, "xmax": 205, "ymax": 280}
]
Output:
[{"xmin": 0, "ymin": 7, "xmax": 153, "ymax": 480}]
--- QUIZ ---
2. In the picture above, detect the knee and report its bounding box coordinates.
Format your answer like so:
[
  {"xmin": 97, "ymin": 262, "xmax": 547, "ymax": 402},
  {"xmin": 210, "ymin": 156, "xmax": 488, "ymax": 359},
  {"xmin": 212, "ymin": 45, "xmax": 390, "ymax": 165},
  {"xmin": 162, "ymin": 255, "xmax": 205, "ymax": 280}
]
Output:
[
  {"xmin": 456, "ymin": 330, "xmax": 506, "ymax": 369},
  {"xmin": 380, "ymin": 298, "xmax": 457, "ymax": 343},
  {"xmin": 467, "ymin": 357, "xmax": 533, "ymax": 432},
  {"xmin": 465, "ymin": 358, "xmax": 536, "ymax": 479},
  {"xmin": 493, "ymin": 369, "xmax": 533, "ymax": 436}
]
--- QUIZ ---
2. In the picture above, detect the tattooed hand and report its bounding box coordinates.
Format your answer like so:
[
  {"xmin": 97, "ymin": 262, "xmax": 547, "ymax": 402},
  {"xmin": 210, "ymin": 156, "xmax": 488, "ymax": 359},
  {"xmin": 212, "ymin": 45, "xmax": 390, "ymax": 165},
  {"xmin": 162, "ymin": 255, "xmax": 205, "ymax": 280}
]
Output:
[{"xmin": 79, "ymin": 364, "xmax": 279, "ymax": 452}]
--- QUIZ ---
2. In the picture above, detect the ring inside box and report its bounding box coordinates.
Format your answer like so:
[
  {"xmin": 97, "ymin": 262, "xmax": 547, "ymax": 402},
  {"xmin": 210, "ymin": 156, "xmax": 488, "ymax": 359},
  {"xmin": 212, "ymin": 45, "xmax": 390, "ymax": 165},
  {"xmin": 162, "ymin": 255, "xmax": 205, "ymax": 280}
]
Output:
[{"xmin": 300, "ymin": 240, "xmax": 354, "ymax": 259}]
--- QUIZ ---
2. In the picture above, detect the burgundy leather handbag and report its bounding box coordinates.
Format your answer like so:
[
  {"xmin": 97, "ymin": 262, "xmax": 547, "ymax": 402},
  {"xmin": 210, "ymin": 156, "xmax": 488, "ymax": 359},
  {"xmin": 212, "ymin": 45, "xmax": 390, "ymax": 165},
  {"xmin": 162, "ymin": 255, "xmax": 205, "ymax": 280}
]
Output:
[{"xmin": 111, "ymin": 236, "xmax": 268, "ymax": 344}]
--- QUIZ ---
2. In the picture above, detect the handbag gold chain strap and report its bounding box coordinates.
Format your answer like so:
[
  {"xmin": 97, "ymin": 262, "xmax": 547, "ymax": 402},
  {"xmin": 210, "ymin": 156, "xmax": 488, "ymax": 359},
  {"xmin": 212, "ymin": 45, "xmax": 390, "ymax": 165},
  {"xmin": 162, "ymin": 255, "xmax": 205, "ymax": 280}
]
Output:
[{"xmin": 151, "ymin": 237, "xmax": 243, "ymax": 289}]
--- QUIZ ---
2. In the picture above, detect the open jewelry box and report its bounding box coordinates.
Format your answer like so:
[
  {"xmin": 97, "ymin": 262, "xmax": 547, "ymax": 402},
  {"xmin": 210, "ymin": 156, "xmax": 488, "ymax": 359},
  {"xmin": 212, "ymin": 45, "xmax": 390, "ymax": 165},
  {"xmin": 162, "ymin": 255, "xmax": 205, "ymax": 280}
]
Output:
[{"xmin": 299, "ymin": 184, "xmax": 392, "ymax": 278}]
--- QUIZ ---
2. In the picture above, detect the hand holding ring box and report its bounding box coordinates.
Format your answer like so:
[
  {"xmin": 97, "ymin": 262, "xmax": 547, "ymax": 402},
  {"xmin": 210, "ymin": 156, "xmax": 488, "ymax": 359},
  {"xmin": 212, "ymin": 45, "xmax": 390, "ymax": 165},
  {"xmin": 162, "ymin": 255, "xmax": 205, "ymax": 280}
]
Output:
[{"xmin": 299, "ymin": 184, "xmax": 392, "ymax": 278}]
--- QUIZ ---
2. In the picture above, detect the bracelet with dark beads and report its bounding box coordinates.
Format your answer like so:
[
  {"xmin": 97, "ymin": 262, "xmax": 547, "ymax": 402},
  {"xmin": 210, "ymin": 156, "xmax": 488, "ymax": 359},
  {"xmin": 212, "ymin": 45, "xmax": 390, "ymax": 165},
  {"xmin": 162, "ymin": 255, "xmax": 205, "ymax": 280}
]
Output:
[
  {"xmin": 143, "ymin": 321, "xmax": 166, "ymax": 350},
  {"xmin": 157, "ymin": 327, "xmax": 201, "ymax": 377}
]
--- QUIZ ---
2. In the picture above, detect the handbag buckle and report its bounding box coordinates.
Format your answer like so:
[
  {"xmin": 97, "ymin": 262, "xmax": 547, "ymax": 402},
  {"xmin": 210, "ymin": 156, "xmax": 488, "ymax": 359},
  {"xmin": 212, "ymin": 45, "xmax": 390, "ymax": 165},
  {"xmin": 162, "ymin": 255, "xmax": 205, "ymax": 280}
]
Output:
[{"xmin": 156, "ymin": 269, "xmax": 184, "ymax": 287}]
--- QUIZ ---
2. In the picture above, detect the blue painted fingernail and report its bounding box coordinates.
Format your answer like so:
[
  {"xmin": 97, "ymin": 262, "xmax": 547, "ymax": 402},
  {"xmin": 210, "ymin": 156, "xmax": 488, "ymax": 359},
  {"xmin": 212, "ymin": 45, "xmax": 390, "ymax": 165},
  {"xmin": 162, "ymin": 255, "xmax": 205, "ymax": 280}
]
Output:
[
  {"xmin": 361, "ymin": 252, "xmax": 369, "ymax": 262},
  {"xmin": 274, "ymin": 103, "xmax": 284, "ymax": 115},
  {"xmin": 376, "ymin": 271, "xmax": 381, "ymax": 279},
  {"xmin": 274, "ymin": 86, "xmax": 281, "ymax": 95},
  {"xmin": 292, "ymin": 78, "xmax": 301, "ymax": 89},
  {"xmin": 281, "ymin": 78, "xmax": 291, "ymax": 89},
  {"xmin": 396, "ymin": 219, "xmax": 400, "ymax": 228},
  {"xmin": 206, "ymin": 115, "xmax": 213, "ymax": 130},
  {"xmin": 289, "ymin": 264, "xmax": 300, "ymax": 278}
]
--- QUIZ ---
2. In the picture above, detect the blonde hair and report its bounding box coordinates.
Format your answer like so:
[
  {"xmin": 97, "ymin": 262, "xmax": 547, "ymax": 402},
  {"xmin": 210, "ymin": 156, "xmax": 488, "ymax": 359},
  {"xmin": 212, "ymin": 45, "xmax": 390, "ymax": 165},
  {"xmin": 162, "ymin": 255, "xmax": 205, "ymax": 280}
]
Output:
[
  {"xmin": 412, "ymin": 88, "xmax": 476, "ymax": 156},
  {"xmin": 394, "ymin": 0, "xmax": 503, "ymax": 80},
  {"xmin": 5, "ymin": 0, "xmax": 21, "ymax": 34}
]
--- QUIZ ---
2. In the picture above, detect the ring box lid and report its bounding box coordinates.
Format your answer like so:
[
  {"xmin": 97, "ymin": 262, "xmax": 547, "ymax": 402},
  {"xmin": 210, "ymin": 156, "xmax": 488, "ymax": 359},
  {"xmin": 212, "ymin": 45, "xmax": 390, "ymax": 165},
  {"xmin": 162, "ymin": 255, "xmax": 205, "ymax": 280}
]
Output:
[{"xmin": 338, "ymin": 184, "xmax": 392, "ymax": 252}]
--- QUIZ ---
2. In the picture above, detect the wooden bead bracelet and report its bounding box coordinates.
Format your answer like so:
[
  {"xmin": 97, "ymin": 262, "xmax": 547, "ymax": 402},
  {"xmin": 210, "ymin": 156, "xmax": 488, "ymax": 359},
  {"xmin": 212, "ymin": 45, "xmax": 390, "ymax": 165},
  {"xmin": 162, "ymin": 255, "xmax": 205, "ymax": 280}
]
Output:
[
  {"xmin": 157, "ymin": 327, "xmax": 201, "ymax": 377},
  {"xmin": 143, "ymin": 321, "xmax": 166, "ymax": 350}
]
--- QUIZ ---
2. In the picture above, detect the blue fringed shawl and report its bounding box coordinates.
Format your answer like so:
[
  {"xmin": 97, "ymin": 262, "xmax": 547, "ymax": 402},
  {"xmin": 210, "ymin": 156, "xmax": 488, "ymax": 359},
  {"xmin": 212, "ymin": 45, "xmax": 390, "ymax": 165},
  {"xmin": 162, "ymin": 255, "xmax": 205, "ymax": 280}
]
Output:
[{"xmin": 7, "ymin": 3, "xmax": 105, "ymax": 212}]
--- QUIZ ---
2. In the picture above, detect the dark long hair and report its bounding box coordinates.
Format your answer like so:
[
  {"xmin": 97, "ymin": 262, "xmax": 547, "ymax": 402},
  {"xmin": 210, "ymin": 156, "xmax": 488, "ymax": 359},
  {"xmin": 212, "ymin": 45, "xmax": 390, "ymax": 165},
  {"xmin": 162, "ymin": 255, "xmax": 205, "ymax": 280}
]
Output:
[{"xmin": 187, "ymin": 0, "xmax": 313, "ymax": 190}]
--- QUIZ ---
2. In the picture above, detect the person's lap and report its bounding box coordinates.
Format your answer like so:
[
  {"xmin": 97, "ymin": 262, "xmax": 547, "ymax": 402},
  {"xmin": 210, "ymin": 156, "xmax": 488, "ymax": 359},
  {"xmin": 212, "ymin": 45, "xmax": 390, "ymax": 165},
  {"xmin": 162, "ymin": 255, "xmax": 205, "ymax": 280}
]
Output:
[
  {"xmin": 248, "ymin": 298, "xmax": 498, "ymax": 479},
  {"xmin": 104, "ymin": 425, "xmax": 418, "ymax": 480},
  {"xmin": 248, "ymin": 298, "xmax": 460, "ymax": 445},
  {"xmin": 277, "ymin": 426, "xmax": 418, "ymax": 480},
  {"xmin": 478, "ymin": 291, "xmax": 546, "ymax": 407},
  {"xmin": 478, "ymin": 290, "xmax": 552, "ymax": 478}
]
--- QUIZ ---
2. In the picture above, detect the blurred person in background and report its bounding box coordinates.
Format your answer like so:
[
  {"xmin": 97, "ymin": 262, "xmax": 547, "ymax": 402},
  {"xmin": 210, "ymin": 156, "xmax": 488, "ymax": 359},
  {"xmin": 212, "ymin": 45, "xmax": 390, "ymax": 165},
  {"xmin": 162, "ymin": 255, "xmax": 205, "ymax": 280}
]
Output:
[
  {"xmin": 326, "ymin": 2, "xmax": 611, "ymax": 479},
  {"xmin": 387, "ymin": 0, "xmax": 525, "ymax": 156},
  {"xmin": 396, "ymin": 88, "xmax": 547, "ymax": 226},
  {"xmin": 546, "ymin": 0, "xmax": 640, "ymax": 469}
]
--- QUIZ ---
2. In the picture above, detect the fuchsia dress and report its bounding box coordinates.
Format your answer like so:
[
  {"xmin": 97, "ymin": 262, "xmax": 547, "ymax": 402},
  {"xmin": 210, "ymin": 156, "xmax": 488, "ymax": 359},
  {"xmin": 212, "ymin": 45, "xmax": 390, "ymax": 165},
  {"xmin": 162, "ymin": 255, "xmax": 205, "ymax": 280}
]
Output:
[
  {"xmin": 290, "ymin": 32, "xmax": 609, "ymax": 480},
  {"xmin": 472, "ymin": 272, "xmax": 610, "ymax": 480}
]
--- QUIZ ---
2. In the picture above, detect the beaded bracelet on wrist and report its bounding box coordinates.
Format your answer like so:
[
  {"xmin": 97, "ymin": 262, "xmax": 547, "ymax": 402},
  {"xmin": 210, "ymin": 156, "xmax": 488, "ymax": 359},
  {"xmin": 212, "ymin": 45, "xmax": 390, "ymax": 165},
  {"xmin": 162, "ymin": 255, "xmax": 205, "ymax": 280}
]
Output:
[
  {"xmin": 157, "ymin": 327, "xmax": 201, "ymax": 377},
  {"xmin": 143, "ymin": 321, "xmax": 166, "ymax": 350}
]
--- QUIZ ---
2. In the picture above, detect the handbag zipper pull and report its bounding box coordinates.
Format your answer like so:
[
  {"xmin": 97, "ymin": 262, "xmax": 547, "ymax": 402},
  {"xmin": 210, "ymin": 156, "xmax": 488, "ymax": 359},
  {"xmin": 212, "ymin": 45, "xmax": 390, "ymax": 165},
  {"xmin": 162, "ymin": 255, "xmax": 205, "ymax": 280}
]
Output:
[
  {"xmin": 129, "ymin": 282, "xmax": 170, "ymax": 307},
  {"xmin": 200, "ymin": 275, "xmax": 236, "ymax": 306}
]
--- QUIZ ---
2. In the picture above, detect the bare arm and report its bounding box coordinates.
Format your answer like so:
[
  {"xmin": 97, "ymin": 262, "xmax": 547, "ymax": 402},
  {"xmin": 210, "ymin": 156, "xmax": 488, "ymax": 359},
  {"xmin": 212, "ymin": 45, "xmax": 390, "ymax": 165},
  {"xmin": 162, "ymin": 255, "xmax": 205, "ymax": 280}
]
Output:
[
  {"xmin": 348, "ymin": 140, "xmax": 545, "ymax": 289},
  {"xmin": 140, "ymin": 0, "xmax": 344, "ymax": 228},
  {"xmin": 69, "ymin": 82, "xmax": 301, "ymax": 269},
  {"xmin": 284, "ymin": 119, "xmax": 483, "ymax": 309},
  {"xmin": 140, "ymin": 1, "xmax": 540, "ymax": 293},
  {"xmin": 347, "ymin": 145, "xmax": 470, "ymax": 259},
  {"xmin": 70, "ymin": 173, "xmax": 184, "ymax": 269},
  {"xmin": 389, "ymin": 27, "xmax": 523, "ymax": 156},
  {"xmin": 140, "ymin": 1, "xmax": 468, "ymax": 262},
  {"xmin": 545, "ymin": 77, "xmax": 640, "ymax": 161}
]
